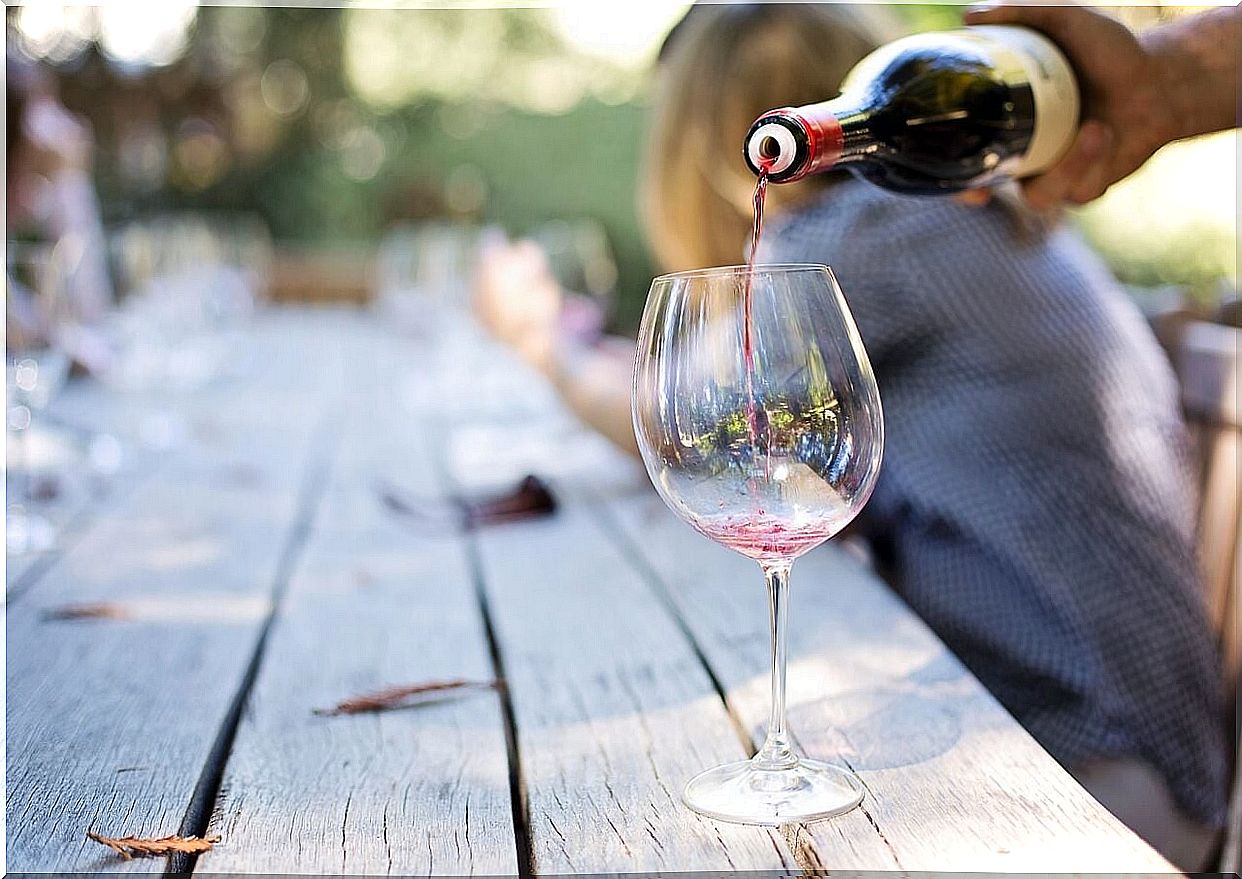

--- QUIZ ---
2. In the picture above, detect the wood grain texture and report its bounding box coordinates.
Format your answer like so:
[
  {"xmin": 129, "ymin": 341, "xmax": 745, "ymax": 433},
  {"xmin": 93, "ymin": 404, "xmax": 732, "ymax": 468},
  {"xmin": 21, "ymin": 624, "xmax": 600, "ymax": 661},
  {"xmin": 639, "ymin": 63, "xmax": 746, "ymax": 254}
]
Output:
[
  {"xmin": 438, "ymin": 402, "xmax": 798, "ymax": 874},
  {"xmin": 1173, "ymin": 319, "xmax": 1241, "ymax": 872},
  {"xmin": 468, "ymin": 498, "xmax": 801, "ymax": 874},
  {"xmin": 198, "ymin": 331, "xmax": 517, "ymax": 875},
  {"xmin": 5, "ymin": 311, "xmax": 347, "ymax": 873},
  {"xmin": 601, "ymin": 491, "xmax": 1175, "ymax": 872},
  {"xmin": 7, "ymin": 309, "xmax": 1186, "ymax": 874}
]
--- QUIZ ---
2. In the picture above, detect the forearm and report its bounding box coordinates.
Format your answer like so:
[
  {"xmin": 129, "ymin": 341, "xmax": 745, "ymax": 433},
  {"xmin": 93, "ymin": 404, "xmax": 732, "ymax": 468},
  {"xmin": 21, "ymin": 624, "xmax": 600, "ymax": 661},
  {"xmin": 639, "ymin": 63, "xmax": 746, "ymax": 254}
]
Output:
[
  {"xmin": 1143, "ymin": 5, "xmax": 1241, "ymax": 143},
  {"xmin": 544, "ymin": 335, "xmax": 641, "ymax": 458}
]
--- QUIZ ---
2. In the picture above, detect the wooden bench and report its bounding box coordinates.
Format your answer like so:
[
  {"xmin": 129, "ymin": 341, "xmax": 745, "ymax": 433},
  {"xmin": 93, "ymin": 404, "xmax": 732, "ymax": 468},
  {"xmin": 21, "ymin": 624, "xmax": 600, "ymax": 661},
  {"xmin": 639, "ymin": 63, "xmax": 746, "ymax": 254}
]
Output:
[{"xmin": 1155, "ymin": 311, "xmax": 1241, "ymax": 871}]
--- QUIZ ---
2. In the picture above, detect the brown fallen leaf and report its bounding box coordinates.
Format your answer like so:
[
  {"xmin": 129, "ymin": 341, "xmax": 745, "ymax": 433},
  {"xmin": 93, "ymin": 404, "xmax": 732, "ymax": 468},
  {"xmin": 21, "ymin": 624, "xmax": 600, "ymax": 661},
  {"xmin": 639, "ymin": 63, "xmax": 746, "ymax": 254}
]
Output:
[
  {"xmin": 44, "ymin": 603, "xmax": 130, "ymax": 622},
  {"xmin": 43, "ymin": 596, "xmax": 269, "ymax": 625},
  {"xmin": 86, "ymin": 831, "xmax": 220, "ymax": 861},
  {"xmin": 313, "ymin": 679, "xmax": 497, "ymax": 716}
]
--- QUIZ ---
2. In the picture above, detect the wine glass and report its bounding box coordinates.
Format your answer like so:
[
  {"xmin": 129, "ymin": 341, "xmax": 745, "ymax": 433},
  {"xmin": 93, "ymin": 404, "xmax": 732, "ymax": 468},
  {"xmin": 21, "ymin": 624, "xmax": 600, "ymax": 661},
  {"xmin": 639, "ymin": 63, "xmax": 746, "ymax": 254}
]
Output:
[
  {"xmin": 529, "ymin": 218, "xmax": 617, "ymax": 334},
  {"xmin": 7, "ymin": 241, "xmax": 75, "ymax": 555},
  {"xmin": 376, "ymin": 221, "xmax": 484, "ymax": 332},
  {"xmin": 631, "ymin": 264, "xmax": 883, "ymax": 824}
]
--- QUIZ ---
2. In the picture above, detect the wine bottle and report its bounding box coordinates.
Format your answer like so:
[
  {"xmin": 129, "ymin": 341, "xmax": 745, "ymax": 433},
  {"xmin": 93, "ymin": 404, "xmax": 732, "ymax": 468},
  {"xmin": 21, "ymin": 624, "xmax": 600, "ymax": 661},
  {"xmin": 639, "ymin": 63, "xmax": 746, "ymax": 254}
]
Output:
[{"xmin": 743, "ymin": 25, "xmax": 1079, "ymax": 194}]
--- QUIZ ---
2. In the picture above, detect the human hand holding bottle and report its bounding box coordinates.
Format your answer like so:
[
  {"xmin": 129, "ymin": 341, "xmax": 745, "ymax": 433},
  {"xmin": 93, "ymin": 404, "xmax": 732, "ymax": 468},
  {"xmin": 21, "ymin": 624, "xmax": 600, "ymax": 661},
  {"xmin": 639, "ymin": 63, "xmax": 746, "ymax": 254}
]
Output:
[{"xmin": 963, "ymin": 2, "xmax": 1241, "ymax": 209}]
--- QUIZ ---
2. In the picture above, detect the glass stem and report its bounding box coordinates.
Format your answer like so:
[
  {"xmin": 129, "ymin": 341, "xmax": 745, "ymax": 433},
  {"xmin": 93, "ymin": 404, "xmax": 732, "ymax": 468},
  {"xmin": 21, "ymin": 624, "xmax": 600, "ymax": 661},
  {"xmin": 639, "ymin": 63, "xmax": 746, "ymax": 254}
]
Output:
[{"xmin": 753, "ymin": 561, "xmax": 798, "ymax": 770}]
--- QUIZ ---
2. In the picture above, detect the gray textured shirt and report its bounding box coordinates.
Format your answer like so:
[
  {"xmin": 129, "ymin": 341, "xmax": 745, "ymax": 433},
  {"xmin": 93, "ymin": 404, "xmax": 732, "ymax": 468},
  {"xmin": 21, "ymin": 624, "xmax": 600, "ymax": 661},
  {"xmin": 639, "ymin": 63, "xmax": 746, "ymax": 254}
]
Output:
[{"xmin": 761, "ymin": 177, "xmax": 1227, "ymax": 826}]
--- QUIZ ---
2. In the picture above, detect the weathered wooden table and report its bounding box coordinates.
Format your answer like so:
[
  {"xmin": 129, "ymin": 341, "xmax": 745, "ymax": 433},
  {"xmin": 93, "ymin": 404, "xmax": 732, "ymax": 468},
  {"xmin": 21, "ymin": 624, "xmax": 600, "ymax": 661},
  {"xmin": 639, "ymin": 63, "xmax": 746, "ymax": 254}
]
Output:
[{"xmin": 6, "ymin": 308, "xmax": 1176, "ymax": 874}]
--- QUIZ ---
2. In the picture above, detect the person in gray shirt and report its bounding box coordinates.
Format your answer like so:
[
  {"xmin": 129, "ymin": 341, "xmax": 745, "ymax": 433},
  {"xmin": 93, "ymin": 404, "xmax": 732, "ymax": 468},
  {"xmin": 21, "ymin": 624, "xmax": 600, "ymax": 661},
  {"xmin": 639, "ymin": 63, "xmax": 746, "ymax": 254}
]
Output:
[{"xmin": 758, "ymin": 172, "xmax": 1224, "ymax": 868}]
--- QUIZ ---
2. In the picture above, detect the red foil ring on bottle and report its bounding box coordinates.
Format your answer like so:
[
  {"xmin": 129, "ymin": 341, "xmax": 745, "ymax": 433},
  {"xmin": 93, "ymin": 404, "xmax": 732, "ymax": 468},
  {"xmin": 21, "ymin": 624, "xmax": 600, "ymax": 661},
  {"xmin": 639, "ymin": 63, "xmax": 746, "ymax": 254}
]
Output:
[
  {"xmin": 795, "ymin": 105, "xmax": 845, "ymax": 178},
  {"xmin": 746, "ymin": 106, "xmax": 846, "ymax": 182}
]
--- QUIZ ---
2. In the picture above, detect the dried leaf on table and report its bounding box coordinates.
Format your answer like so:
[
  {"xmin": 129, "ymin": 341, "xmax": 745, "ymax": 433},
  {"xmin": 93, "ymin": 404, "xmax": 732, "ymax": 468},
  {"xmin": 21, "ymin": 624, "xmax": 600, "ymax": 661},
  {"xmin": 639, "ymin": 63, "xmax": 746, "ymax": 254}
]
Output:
[
  {"xmin": 44, "ymin": 603, "xmax": 131, "ymax": 622},
  {"xmin": 86, "ymin": 832, "xmax": 220, "ymax": 861},
  {"xmin": 313, "ymin": 679, "xmax": 497, "ymax": 716}
]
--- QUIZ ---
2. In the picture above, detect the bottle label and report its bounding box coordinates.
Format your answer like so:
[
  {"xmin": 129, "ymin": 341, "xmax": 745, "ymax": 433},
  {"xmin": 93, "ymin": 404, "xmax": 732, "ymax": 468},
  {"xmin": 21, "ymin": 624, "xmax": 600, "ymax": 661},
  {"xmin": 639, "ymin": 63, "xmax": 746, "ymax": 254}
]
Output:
[{"xmin": 967, "ymin": 25, "xmax": 1081, "ymax": 177}]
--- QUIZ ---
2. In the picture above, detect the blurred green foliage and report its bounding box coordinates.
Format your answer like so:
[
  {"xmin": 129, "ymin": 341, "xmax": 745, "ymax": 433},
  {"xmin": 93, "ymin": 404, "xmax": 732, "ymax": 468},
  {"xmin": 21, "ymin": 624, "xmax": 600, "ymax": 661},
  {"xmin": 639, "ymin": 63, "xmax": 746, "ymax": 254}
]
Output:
[
  {"xmin": 401, "ymin": 100, "xmax": 654, "ymax": 330},
  {"xmin": 123, "ymin": 4, "xmax": 975, "ymax": 331},
  {"xmin": 1071, "ymin": 131, "xmax": 1237, "ymax": 305},
  {"xmin": 39, "ymin": 3, "xmax": 1235, "ymax": 333}
]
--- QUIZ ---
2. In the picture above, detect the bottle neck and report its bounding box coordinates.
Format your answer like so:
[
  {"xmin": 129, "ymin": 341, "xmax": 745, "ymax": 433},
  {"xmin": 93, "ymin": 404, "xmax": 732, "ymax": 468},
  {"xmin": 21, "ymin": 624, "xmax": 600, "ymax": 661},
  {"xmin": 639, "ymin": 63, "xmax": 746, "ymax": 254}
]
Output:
[
  {"xmin": 745, "ymin": 94, "xmax": 879, "ymax": 183},
  {"xmin": 832, "ymin": 100, "xmax": 879, "ymax": 164},
  {"xmin": 800, "ymin": 96, "xmax": 877, "ymax": 173}
]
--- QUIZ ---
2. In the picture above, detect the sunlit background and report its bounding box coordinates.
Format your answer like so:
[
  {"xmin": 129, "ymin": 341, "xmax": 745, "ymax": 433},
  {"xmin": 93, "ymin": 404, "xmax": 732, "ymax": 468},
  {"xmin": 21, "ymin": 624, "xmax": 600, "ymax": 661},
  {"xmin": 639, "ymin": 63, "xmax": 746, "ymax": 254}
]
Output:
[{"xmin": 8, "ymin": 2, "xmax": 1237, "ymax": 328}]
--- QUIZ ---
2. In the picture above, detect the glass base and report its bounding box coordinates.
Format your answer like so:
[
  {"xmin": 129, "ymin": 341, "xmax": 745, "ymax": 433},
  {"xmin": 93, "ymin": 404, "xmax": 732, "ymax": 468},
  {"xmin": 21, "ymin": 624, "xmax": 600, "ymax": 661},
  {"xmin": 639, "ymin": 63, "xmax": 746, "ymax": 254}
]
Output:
[{"xmin": 683, "ymin": 757, "xmax": 863, "ymax": 825}]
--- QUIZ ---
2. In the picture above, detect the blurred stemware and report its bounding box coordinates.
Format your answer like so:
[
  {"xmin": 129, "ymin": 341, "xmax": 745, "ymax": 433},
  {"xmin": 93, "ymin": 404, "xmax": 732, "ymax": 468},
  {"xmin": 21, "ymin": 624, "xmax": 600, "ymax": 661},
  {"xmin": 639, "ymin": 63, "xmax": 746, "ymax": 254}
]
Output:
[
  {"xmin": 632, "ymin": 264, "xmax": 883, "ymax": 824},
  {"xmin": 6, "ymin": 240, "xmax": 75, "ymax": 555},
  {"xmin": 376, "ymin": 221, "xmax": 529, "ymax": 417},
  {"xmin": 102, "ymin": 212, "xmax": 268, "ymax": 447},
  {"xmin": 528, "ymin": 218, "xmax": 617, "ymax": 338},
  {"xmin": 375, "ymin": 221, "xmax": 485, "ymax": 336}
]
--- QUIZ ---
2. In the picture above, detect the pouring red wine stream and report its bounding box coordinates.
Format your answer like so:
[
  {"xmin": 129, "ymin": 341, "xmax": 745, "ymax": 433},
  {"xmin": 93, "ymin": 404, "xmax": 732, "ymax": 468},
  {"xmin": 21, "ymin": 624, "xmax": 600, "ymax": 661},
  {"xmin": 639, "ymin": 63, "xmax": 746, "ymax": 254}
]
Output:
[
  {"xmin": 741, "ymin": 152, "xmax": 775, "ymax": 472},
  {"xmin": 707, "ymin": 159, "xmax": 850, "ymax": 560}
]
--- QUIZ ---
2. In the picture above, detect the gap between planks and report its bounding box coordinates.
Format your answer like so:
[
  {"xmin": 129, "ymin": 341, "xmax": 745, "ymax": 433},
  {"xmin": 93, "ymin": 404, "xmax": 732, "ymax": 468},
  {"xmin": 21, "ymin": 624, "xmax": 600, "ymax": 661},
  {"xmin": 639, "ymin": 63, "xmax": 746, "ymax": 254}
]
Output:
[
  {"xmin": 164, "ymin": 416, "xmax": 343, "ymax": 876},
  {"xmin": 458, "ymin": 530, "xmax": 535, "ymax": 879},
  {"xmin": 582, "ymin": 488, "xmax": 843, "ymax": 874},
  {"xmin": 584, "ymin": 491, "xmax": 756, "ymax": 761},
  {"xmin": 434, "ymin": 433, "xmax": 535, "ymax": 879}
]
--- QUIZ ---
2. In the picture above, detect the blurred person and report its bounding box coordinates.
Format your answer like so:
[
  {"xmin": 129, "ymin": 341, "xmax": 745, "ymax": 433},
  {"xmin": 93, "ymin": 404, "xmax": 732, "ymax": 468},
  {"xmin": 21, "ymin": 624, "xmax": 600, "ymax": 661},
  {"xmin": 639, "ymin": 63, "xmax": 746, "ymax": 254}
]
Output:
[
  {"xmin": 474, "ymin": 235, "xmax": 638, "ymax": 454},
  {"xmin": 962, "ymin": 3, "xmax": 1241, "ymax": 209},
  {"xmin": 7, "ymin": 52, "xmax": 113, "ymax": 366},
  {"xmin": 475, "ymin": 3, "xmax": 896, "ymax": 456},
  {"xmin": 474, "ymin": 4, "xmax": 1230, "ymax": 867}
]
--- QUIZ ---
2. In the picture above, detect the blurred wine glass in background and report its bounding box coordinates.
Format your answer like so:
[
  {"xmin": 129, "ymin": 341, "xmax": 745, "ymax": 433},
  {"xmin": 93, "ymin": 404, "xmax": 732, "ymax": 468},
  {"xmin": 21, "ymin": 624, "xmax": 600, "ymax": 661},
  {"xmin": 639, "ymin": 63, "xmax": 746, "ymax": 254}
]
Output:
[
  {"xmin": 375, "ymin": 221, "xmax": 484, "ymax": 337},
  {"xmin": 6, "ymin": 241, "xmax": 75, "ymax": 555},
  {"xmin": 528, "ymin": 218, "xmax": 617, "ymax": 340},
  {"xmin": 103, "ymin": 212, "xmax": 269, "ymax": 447},
  {"xmin": 376, "ymin": 221, "xmax": 516, "ymax": 417}
]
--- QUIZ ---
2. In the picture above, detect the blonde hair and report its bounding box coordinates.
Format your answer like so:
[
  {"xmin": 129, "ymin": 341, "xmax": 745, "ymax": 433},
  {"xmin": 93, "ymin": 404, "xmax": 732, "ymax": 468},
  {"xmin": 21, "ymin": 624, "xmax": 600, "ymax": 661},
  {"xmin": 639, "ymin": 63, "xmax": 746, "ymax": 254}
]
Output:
[{"xmin": 640, "ymin": 4, "xmax": 905, "ymax": 272}]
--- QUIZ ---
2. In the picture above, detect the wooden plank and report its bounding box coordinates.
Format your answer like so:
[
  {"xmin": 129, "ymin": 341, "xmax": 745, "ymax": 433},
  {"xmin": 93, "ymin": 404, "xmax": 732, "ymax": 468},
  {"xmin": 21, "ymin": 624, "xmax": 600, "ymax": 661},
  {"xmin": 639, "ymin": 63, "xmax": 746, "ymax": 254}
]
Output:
[
  {"xmin": 602, "ymin": 491, "xmax": 1175, "ymax": 872},
  {"xmin": 5, "ymin": 308, "xmax": 346, "ymax": 597},
  {"xmin": 198, "ymin": 331, "xmax": 518, "ymax": 875},
  {"xmin": 1198, "ymin": 428, "xmax": 1241, "ymax": 648},
  {"xmin": 444, "ymin": 413, "xmax": 800, "ymax": 875},
  {"xmin": 1175, "ymin": 320, "xmax": 1240, "ymax": 848},
  {"xmin": 4, "ymin": 310, "xmax": 346, "ymax": 872}
]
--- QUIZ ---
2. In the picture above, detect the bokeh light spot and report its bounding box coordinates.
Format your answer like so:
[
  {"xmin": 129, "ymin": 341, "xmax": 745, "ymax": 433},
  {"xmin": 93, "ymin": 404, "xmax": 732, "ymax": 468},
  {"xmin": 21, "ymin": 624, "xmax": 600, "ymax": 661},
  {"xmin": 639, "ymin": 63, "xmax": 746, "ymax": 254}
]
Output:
[
  {"xmin": 97, "ymin": 0, "xmax": 198, "ymax": 70},
  {"xmin": 261, "ymin": 59, "xmax": 311, "ymax": 117}
]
